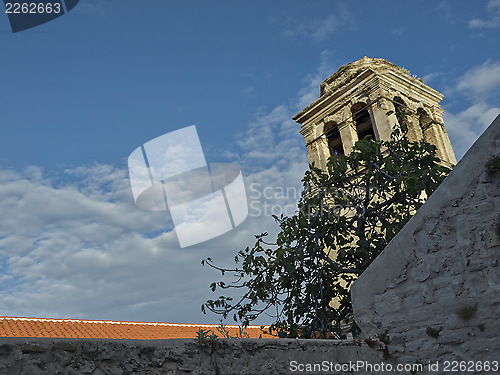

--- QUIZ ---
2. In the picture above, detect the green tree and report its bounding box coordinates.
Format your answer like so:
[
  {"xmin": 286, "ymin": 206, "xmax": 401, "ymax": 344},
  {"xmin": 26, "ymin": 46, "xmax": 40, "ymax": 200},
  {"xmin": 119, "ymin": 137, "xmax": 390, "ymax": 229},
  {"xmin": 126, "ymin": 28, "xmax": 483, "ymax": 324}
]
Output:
[{"xmin": 202, "ymin": 112, "xmax": 451, "ymax": 339}]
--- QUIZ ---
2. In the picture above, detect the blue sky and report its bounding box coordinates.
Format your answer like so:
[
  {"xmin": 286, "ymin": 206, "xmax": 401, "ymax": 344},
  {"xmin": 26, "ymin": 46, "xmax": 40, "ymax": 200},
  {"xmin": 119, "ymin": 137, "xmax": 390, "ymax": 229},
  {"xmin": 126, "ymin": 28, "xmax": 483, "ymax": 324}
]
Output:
[{"xmin": 0, "ymin": 0, "xmax": 499, "ymax": 325}]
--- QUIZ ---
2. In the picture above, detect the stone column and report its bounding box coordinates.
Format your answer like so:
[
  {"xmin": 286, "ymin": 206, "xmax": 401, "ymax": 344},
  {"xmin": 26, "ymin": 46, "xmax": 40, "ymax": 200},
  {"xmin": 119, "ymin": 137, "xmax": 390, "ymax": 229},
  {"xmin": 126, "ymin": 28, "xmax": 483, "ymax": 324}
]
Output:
[
  {"xmin": 306, "ymin": 142, "xmax": 319, "ymax": 167},
  {"xmin": 338, "ymin": 121, "xmax": 358, "ymax": 155},
  {"xmin": 406, "ymin": 113, "xmax": 423, "ymax": 142},
  {"xmin": 423, "ymin": 123, "xmax": 457, "ymax": 165},
  {"xmin": 302, "ymin": 124, "xmax": 320, "ymax": 167},
  {"xmin": 368, "ymin": 97, "xmax": 397, "ymax": 142},
  {"xmin": 316, "ymin": 136, "xmax": 331, "ymax": 170}
]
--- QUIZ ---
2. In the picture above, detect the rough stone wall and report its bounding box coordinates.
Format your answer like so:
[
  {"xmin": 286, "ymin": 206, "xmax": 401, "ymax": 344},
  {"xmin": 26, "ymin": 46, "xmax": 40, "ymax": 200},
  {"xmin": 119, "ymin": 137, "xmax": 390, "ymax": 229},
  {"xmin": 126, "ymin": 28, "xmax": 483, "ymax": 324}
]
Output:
[
  {"xmin": 352, "ymin": 115, "xmax": 500, "ymax": 372},
  {"xmin": 0, "ymin": 337, "xmax": 384, "ymax": 375}
]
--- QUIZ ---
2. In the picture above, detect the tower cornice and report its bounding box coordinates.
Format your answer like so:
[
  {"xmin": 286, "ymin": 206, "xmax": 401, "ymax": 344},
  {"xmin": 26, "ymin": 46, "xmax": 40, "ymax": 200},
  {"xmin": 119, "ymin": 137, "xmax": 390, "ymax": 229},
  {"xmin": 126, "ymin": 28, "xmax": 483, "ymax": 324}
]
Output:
[{"xmin": 293, "ymin": 57, "xmax": 443, "ymax": 128}]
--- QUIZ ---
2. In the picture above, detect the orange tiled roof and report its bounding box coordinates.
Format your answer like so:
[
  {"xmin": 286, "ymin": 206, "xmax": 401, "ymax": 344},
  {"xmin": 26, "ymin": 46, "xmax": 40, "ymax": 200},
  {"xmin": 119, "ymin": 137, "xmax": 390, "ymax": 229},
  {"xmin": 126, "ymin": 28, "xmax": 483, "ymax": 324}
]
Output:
[{"xmin": 0, "ymin": 317, "xmax": 274, "ymax": 340}]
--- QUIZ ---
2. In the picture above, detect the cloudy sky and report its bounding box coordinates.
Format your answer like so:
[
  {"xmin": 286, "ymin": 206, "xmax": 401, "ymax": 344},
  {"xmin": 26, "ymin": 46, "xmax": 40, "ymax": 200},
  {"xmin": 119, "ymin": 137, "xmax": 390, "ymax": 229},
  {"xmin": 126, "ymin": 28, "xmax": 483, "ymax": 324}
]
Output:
[{"xmin": 0, "ymin": 0, "xmax": 499, "ymax": 325}]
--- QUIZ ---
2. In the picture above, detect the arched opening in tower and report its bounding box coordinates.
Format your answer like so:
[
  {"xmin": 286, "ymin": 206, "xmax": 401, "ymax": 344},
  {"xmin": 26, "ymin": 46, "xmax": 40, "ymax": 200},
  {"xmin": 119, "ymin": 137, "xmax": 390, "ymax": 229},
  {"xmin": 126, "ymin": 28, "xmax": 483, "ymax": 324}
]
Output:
[
  {"xmin": 417, "ymin": 108, "xmax": 433, "ymax": 134},
  {"xmin": 352, "ymin": 103, "xmax": 375, "ymax": 141},
  {"xmin": 324, "ymin": 121, "xmax": 344, "ymax": 158},
  {"xmin": 393, "ymin": 97, "xmax": 407, "ymax": 120}
]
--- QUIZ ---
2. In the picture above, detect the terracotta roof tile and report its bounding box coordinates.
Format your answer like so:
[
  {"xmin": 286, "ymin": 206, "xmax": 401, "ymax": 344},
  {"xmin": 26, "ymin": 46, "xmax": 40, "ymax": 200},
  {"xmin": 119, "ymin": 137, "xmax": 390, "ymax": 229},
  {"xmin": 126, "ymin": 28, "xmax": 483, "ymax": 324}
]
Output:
[{"xmin": 0, "ymin": 317, "xmax": 274, "ymax": 340}]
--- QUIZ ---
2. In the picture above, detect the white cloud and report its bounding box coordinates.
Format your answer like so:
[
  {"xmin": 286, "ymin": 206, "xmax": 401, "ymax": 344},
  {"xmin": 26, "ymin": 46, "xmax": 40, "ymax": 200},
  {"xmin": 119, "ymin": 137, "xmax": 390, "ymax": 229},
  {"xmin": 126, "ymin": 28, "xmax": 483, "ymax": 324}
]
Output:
[
  {"xmin": 456, "ymin": 60, "xmax": 500, "ymax": 99},
  {"xmin": 391, "ymin": 28, "xmax": 404, "ymax": 37},
  {"xmin": 0, "ymin": 164, "xmax": 291, "ymax": 324},
  {"xmin": 296, "ymin": 50, "xmax": 339, "ymax": 110},
  {"xmin": 444, "ymin": 102, "xmax": 500, "ymax": 159},
  {"xmin": 233, "ymin": 52, "xmax": 339, "ymax": 215},
  {"xmin": 435, "ymin": 1, "xmax": 457, "ymax": 24},
  {"xmin": 276, "ymin": 7, "xmax": 355, "ymax": 43},
  {"xmin": 234, "ymin": 101, "xmax": 309, "ymax": 223},
  {"xmin": 73, "ymin": 0, "xmax": 114, "ymax": 17},
  {"xmin": 469, "ymin": 0, "xmax": 500, "ymax": 29},
  {"xmin": 443, "ymin": 59, "xmax": 500, "ymax": 160},
  {"xmin": 422, "ymin": 72, "xmax": 442, "ymax": 85},
  {"xmin": 242, "ymin": 86, "xmax": 254, "ymax": 98}
]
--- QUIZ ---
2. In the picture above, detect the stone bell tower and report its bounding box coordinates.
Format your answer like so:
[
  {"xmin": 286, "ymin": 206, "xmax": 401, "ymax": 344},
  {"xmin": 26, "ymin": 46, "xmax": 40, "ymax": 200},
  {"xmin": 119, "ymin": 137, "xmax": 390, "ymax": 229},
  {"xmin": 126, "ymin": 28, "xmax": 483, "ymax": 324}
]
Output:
[{"xmin": 293, "ymin": 57, "xmax": 456, "ymax": 170}]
